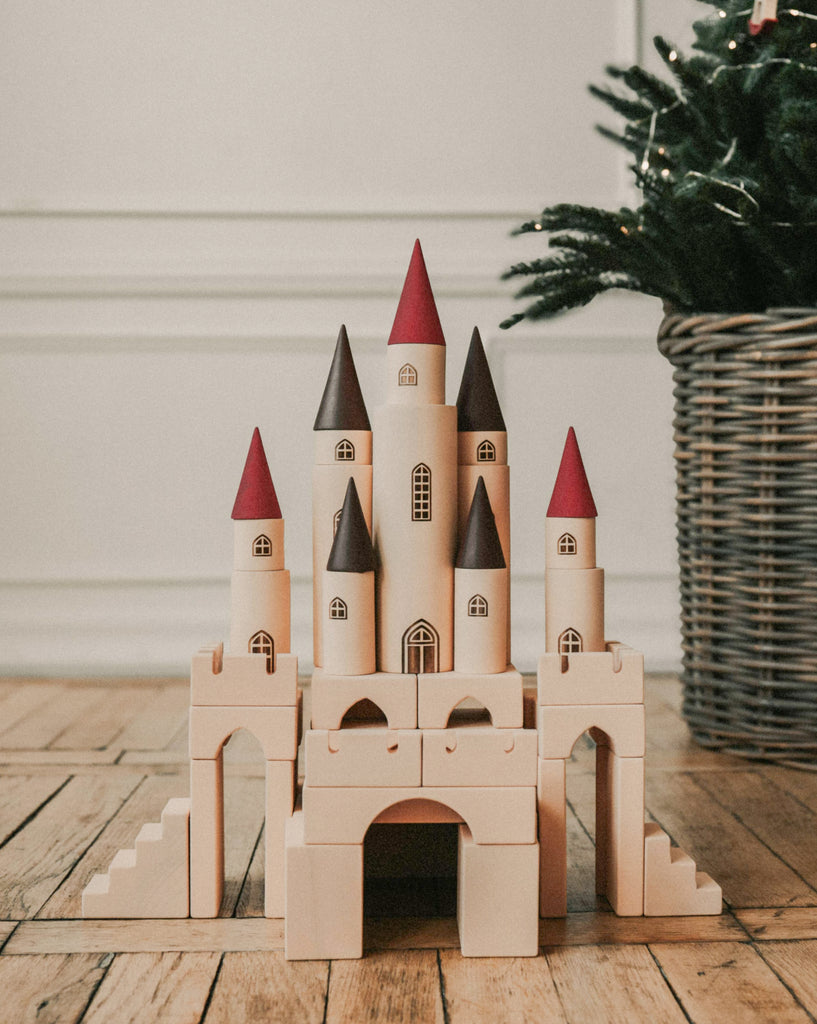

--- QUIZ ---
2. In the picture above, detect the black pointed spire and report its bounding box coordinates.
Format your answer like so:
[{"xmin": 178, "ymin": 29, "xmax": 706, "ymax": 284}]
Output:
[
  {"xmin": 456, "ymin": 327, "xmax": 506, "ymax": 433},
  {"xmin": 314, "ymin": 326, "xmax": 371, "ymax": 431},
  {"xmin": 327, "ymin": 478, "xmax": 376, "ymax": 573},
  {"xmin": 456, "ymin": 477, "xmax": 506, "ymax": 569}
]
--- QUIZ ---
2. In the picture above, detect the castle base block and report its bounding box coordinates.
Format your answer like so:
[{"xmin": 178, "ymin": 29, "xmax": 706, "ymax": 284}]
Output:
[
  {"xmin": 310, "ymin": 669, "xmax": 417, "ymax": 730},
  {"xmin": 418, "ymin": 667, "xmax": 524, "ymax": 729}
]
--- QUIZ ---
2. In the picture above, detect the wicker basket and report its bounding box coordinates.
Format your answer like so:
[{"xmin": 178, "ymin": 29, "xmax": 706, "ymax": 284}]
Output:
[{"xmin": 658, "ymin": 309, "xmax": 817, "ymax": 768}]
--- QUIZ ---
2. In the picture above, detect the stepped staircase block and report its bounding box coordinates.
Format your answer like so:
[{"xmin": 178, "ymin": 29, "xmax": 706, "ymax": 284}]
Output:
[{"xmin": 643, "ymin": 822, "xmax": 721, "ymax": 916}]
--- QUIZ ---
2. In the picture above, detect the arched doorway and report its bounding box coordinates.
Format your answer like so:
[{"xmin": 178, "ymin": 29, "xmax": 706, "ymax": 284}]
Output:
[{"xmin": 402, "ymin": 619, "xmax": 439, "ymax": 673}]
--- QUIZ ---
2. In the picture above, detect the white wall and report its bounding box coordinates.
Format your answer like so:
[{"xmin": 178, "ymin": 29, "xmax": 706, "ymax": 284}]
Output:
[{"xmin": 0, "ymin": 1, "xmax": 703, "ymax": 675}]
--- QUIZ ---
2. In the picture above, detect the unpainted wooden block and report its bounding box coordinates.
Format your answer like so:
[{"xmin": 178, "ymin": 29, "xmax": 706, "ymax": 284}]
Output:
[
  {"xmin": 82, "ymin": 797, "xmax": 190, "ymax": 919},
  {"xmin": 457, "ymin": 826, "xmax": 540, "ymax": 957},
  {"xmin": 537, "ymin": 757, "xmax": 567, "ymax": 918},
  {"xmin": 229, "ymin": 566, "xmax": 291, "ymax": 663},
  {"xmin": 597, "ymin": 751, "xmax": 645, "ymax": 916},
  {"xmin": 422, "ymin": 726, "xmax": 537, "ymax": 787},
  {"xmin": 265, "ymin": 760, "xmax": 296, "ymax": 918},
  {"xmin": 417, "ymin": 668, "xmax": 523, "ymax": 729},
  {"xmin": 305, "ymin": 727, "xmax": 422, "ymax": 787},
  {"xmin": 453, "ymin": 568, "xmax": 509, "ymax": 675},
  {"xmin": 285, "ymin": 811, "xmax": 363, "ymax": 960},
  {"xmin": 536, "ymin": 644, "xmax": 644, "ymax": 706},
  {"xmin": 537, "ymin": 702, "xmax": 645, "ymax": 759},
  {"xmin": 189, "ymin": 756, "xmax": 224, "ymax": 918},
  {"xmin": 545, "ymin": 566, "xmax": 605, "ymax": 654},
  {"xmin": 302, "ymin": 784, "xmax": 536, "ymax": 846},
  {"xmin": 310, "ymin": 668, "xmax": 417, "ymax": 730},
  {"xmin": 322, "ymin": 570, "xmax": 376, "ymax": 676},
  {"xmin": 191, "ymin": 646, "xmax": 299, "ymax": 708},
  {"xmin": 643, "ymin": 822, "xmax": 722, "ymax": 916},
  {"xmin": 189, "ymin": 698, "xmax": 300, "ymax": 761}
]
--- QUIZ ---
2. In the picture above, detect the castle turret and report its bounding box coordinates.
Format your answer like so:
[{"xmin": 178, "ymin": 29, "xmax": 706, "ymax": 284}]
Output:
[
  {"xmin": 230, "ymin": 428, "xmax": 291, "ymax": 669},
  {"xmin": 312, "ymin": 326, "xmax": 372, "ymax": 667},
  {"xmin": 373, "ymin": 241, "xmax": 458, "ymax": 673},
  {"xmin": 454, "ymin": 477, "xmax": 508, "ymax": 674},
  {"xmin": 323, "ymin": 477, "xmax": 377, "ymax": 675},
  {"xmin": 544, "ymin": 427, "xmax": 604, "ymax": 654}
]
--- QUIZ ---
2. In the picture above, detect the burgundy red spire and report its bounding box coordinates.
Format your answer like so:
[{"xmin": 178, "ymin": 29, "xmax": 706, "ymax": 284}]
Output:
[
  {"xmin": 387, "ymin": 239, "xmax": 446, "ymax": 347},
  {"xmin": 547, "ymin": 427, "xmax": 597, "ymax": 519},
  {"xmin": 231, "ymin": 427, "xmax": 282, "ymax": 520}
]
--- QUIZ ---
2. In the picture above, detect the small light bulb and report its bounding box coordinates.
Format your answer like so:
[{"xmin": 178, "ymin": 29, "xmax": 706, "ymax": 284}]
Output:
[
  {"xmin": 620, "ymin": 226, "xmax": 630, "ymax": 235},
  {"xmin": 718, "ymin": 9, "xmax": 727, "ymax": 18},
  {"xmin": 661, "ymin": 168, "xmax": 671, "ymax": 179},
  {"xmin": 728, "ymin": 39, "xmax": 738, "ymax": 49},
  {"xmin": 811, "ymin": 41, "xmax": 817, "ymax": 48},
  {"xmin": 534, "ymin": 223, "xmax": 543, "ymax": 231},
  {"xmin": 668, "ymin": 50, "xmax": 678, "ymax": 61},
  {"xmin": 657, "ymin": 147, "xmax": 666, "ymax": 156},
  {"xmin": 641, "ymin": 160, "xmax": 650, "ymax": 172}
]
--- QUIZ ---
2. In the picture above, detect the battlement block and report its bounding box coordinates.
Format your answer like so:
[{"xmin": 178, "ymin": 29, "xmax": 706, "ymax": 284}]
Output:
[
  {"xmin": 310, "ymin": 668, "xmax": 417, "ymax": 730},
  {"xmin": 304, "ymin": 727, "xmax": 422, "ymax": 787},
  {"xmin": 190, "ymin": 695, "xmax": 301, "ymax": 761},
  {"xmin": 537, "ymin": 703, "xmax": 645, "ymax": 759},
  {"xmin": 417, "ymin": 667, "xmax": 524, "ymax": 729},
  {"xmin": 537, "ymin": 644, "xmax": 644, "ymax": 707},
  {"xmin": 191, "ymin": 644, "xmax": 299, "ymax": 708},
  {"xmin": 422, "ymin": 727, "xmax": 537, "ymax": 787}
]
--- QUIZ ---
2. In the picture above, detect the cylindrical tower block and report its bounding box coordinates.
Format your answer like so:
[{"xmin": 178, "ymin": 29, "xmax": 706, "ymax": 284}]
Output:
[
  {"xmin": 454, "ymin": 567, "xmax": 509, "ymax": 674},
  {"xmin": 230, "ymin": 569, "xmax": 291, "ymax": 662},
  {"xmin": 457, "ymin": 430, "xmax": 508, "ymax": 468},
  {"xmin": 386, "ymin": 344, "xmax": 446, "ymax": 406},
  {"xmin": 323, "ymin": 570, "xmax": 376, "ymax": 675},
  {"xmin": 313, "ymin": 429, "xmax": 373, "ymax": 467},
  {"xmin": 233, "ymin": 519, "xmax": 285, "ymax": 571},
  {"xmin": 545, "ymin": 567, "xmax": 605, "ymax": 653},
  {"xmin": 545, "ymin": 517, "xmax": 596, "ymax": 570}
]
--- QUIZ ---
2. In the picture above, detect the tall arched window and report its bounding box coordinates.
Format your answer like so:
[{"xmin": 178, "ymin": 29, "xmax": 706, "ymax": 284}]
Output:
[
  {"xmin": 329, "ymin": 597, "xmax": 348, "ymax": 620},
  {"xmin": 399, "ymin": 363, "xmax": 417, "ymax": 386},
  {"xmin": 558, "ymin": 533, "xmax": 577, "ymax": 555},
  {"xmin": 477, "ymin": 439, "xmax": 496, "ymax": 463},
  {"xmin": 411, "ymin": 463, "xmax": 431, "ymax": 521},
  {"xmin": 402, "ymin": 619, "xmax": 439, "ymax": 673},
  {"xmin": 249, "ymin": 630, "xmax": 274, "ymax": 672},
  {"xmin": 558, "ymin": 628, "xmax": 583, "ymax": 655},
  {"xmin": 252, "ymin": 534, "xmax": 271, "ymax": 557},
  {"xmin": 468, "ymin": 594, "xmax": 488, "ymax": 617},
  {"xmin": 335, "ymin": 438, "xmax": 355, "ymax": 461}
]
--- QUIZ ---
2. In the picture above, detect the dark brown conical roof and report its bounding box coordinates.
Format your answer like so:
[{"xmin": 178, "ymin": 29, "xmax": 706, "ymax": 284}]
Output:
[
  {"xmin": 327, "ymin": 477, "xmax": 376, "ymax": 573},
  {"xmin": 456, "ymin": 327, "xmax": 506, "ymax": 432},
  {"xmin": 456, "ymin": 477, "xmax": 506, "ymax": 569},
  {"xmin": 314, "ymin": 325, "xmax": 371, "ymax": 431}
]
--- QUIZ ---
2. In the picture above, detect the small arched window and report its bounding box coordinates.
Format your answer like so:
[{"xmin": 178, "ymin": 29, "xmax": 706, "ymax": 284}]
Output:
[
  {"xmin": 399, "ymin": 363, "xmax": 417, "ymax": 386},
  {"xmin": 329, "ymin": 597, "xmax": 348, "ymax": 620},
  {"xmin": 249, "ymin": 630, "xmax": 274, "ymax": 672},
  {"xmin": 477, "ymin": 439, "xmax": 496, "ymax": 463},
  {"xmin": 335, "ymin": 438, "xmax": 355, "ymax": 461},
  {"xmin": 333, "ymin": 508, "xmax": 343, "ymax": 536},
  {"xmin": 558, "ymin": 628, "xmax": 583, "ymax": 655},
  {"xmin": 468, "ymin": 594, "xmax": 488, "ymax": 617},
  {"xmin": 558, "ymin": 533, "xmax": 577, "ymax": 556},
  {"xmin": 252, "ymin": 534, "xmax": 272, "ymax": 557},
  {"xmin": 411, "ymin": 463, "xmax": 431, "ymax": 521}
]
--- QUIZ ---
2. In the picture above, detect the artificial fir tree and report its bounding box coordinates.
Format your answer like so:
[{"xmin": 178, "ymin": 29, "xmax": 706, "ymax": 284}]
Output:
[{"xmin": 502, "ymin": 0, "xmax": 817, "ymax": 325}]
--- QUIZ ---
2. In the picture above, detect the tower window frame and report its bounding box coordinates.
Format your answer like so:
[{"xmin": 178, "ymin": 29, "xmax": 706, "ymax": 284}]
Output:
[
  {"xmin": 249, "ymin": 630, "xmax": 274, "ymax": 672},
  {"xmin": 329, "ymin": 597, "xmax": 348, "ymax": 620},
  {"xmin": 558, "ymin": 533, "xmax": 577, "ymax": 556},
  {"xmin": 411, "ymin": 463, "xmax": 432, "ymax": 521},
  {"xmin": 468, "ymin": 594, "xmax": 488, "ymax": 617},
  {"xmin": 398, "ymin": 363, "xmax": 418, "ymax": 387},
  {"xmin": 252, "ymin": 534, "xmax": 272, "ymax": 557},
  {"xmin": 558, "ymin": 628, "xmax": 583, "ymax": 655},
  {"xmin": 477, "ymin": 439, "xmax": 496, "ymax": 463},
  {"xmin": 335, "ymin": 438, "xmax": 355, "ymax": 461}
]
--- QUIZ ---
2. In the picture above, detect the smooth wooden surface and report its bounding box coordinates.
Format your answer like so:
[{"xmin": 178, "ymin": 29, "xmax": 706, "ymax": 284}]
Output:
[{"xmin": 1, "ymin": 674, "xmax": 816, "ymax": 1022}]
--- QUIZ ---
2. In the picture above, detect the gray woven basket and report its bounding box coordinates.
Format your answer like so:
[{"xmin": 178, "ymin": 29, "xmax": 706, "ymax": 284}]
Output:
[{"xmin": 658, "ymin": 309, "xmax": 817, "ymax": 768}]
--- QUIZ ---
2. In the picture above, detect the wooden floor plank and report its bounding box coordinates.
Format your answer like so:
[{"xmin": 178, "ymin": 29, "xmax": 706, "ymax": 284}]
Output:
[
  {"xmin": 327, "ymin": 949, "xmax": 444, "ymax": 1024},
  {"xmin": 234, "ymin": 824, "xmax": 265, "ymax": 918},
  {"xmin": 0, "ymin": 688, "xmax": 101, "ymax": 751},
  {"xmin": 652, "ymin": 940, "xmax": 814, "ymax": 1024},
  {"xmin": 204, "ymin": 951, "xmax": 328, "ymax": 1024},
  {"xmin": 544, "ymin": 944, "xmax": 688, "ymax": 1024},
  {"xmin": 0, "ymin": 683, "xmax": 64, "ymax": 738},
  {"xmin": 763, "ymin": 766, "xmax": 817, "ymax": 817},
  {"xmin": 757, "ymin": 940, "xmax": 817, "ymax": 1017},
  {"xmin": 50, "ymin": 687, "xmax": 156, "ymax": 751},
  {"xmin": 221, "ymin": 774, "xmax": 266, "ymax": 917},
  {"xmin": 566, "ymin": 801, "xmax": 599, "ymax": 913},
  {"xmin": 539, "ymin": 911, "xmax": 746, "ymax": 947},
  {"xmin": 735, "ymin": 908, "xmax": 817, "ymax": 941},
  {"xmin": 0, "ymin": 774, "xmax": 69, "ymax": 847},
  {"xmin": 439, "ymin": 950, "xmax": 567, "ymax": 1024},
  {"xmin": 81, "ymin": 952, "xmax": 221, "ymax": 1024},
  {"xmin": 114, "ymin": 685, "xmax": 189, "ymax": 752},
  {"xmin": 0, "ymin": 771, "xmax": 143, "ymax": 918},
  {"xmin": 0, "ymin": 952, "xmax": 112, "ymax": 1024}
]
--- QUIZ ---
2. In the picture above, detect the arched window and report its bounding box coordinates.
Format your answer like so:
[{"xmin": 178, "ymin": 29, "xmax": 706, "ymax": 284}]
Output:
[
  {"xmin": 411, "ymin": 463, "xmax": 431, "ymax": 521},
  {"xmin": 335, "ymin": 438, "xmax": 355, "ymax": 461},
  {"xmin": 468, "ymin": 594, "xmax": 488, "ymax": 617},
  {"xmin": 329, "ymin": 597, "xmax": 348, "ymax": 620},
  {"xmin": 402, "ymin": 619, "xmax": 439, "ymax": 673},
  {"xmin": 399, "ymin": 363, "xmax": 417, "ymax": 386},
  {"xmin": 333, "ymin": 508, "xmax": 343, "ymax": 536},
  {"xmin": 558, "ymin": 533, "xmax": 577, "ymax": 556},
  {"xmin": 477, "ymin": 439, "xmax": 496, "ymax": 463},
  {"xmin": 249, "ymin": 630, "xmax": 274, "ymax": 672},
  {"xmin": 252, "ymin": 534, "xmax": 271, "ymax": 557},
  {"xmin": 558, "ymin": 628, "xmax": 583, "ymax": 655}
]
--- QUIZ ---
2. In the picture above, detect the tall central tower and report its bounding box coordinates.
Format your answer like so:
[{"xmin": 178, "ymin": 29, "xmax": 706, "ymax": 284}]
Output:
[{"xmin": 372, "ymin": 240, "xmax": 458, "ymax": 673}]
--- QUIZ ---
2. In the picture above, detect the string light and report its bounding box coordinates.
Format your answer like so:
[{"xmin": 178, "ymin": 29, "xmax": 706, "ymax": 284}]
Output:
[{"xmin": 728, "ymin": 39, "xmax": 739, "ymax": 48}]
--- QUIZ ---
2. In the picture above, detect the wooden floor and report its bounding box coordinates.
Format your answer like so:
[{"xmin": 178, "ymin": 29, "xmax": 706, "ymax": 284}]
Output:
[{"xmin": 0, "ymin": 675, "xmax": 816, "ymax": 1023}]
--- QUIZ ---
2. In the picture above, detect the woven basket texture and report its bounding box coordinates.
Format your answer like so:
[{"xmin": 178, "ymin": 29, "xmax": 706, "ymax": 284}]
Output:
[{"xmin": 658, "ymin": 309, "xmax": 817, "ymax": 769}]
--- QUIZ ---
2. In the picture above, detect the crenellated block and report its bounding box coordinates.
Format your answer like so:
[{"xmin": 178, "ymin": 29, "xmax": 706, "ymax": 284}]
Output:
[
  {"xmin": 191, "ymin": 645, "xmax": 299, "ymax": 708},
  {"xmin": 537, "ymin": 644, "xmax": 644, "ymax": 707},
  {"xmin": 310, "ymin": 668, "xmax": 417, "ymax": 730},
  {"xmin": 422, "ymin": 726, "xmax": 537, "ymax": 787},
  {"xmin": 189, "ymin": 696, "xmax": 301, "ymax": 761},
  {"xmin": 417, "ymin": 667, "xmax": 524, "ymax": 729},
  {"xmin": 643, "ymin": 823, "xmax": 722, "ymax": 916},
  {"xmin": 537, "ymin": 702, "xmax": 645, "ymax": 759},
  {"xmin": 305, "ymin": 727, "xmax": 422, "ymax": 787}
]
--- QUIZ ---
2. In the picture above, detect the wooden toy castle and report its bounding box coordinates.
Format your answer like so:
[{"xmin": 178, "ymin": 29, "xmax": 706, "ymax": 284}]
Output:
[{"xmin": 82, "ymin": 241, "xmax": 721, "ymax": 958}]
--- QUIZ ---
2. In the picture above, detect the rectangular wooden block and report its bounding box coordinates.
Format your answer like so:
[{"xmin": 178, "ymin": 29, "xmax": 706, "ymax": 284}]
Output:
[
  {"xmin": 191, "ymin": 646, "xmax": 299, "ymax": 707},
  {"xmin": 537, "ymin": 644, "xmax": 644, "ymax": 706},
  {"xmin": 285, "ymin": 811, "xmax": 363, "ymax": 960},
  {"xmin": 310, "ymin": 668, "xmax": 417, "ymax": 730},
  {"xmin": 189, "ymin": 701, "xmax": 300, "ymax": 761},
  {"xmin": 305, "ymin": 727, "xmax": 422, "ymax": 787},
  {"xmin": 422, "ymin": 727, "xmax": 537, "ymax": 787},
  {"xmin": 265, "ymin": 760, "xmax": 296, "ymax": 918},
  {"xmin": 302, "ymin": 785, "xmax": 536, "ymax": 846},
  {"xmin": 190, "ymin": 757, "xmax": 224, "ymax": 918},
  {"xmin": 417, "ymin": 668, "xmax": 523, "ymax": 729},
  {"xmin": 599, "ymin": 752, "xmax": 645, "ymax": 916},
  {"xmin": 537, "ymin": 703, "xmax": 645, "ymax": 759},
  {"xmin": 457, "ymin": 826, "xmax": 540, "ymax": 957},
  {"xmin": 537, "ymin": 757, "xmax": 567, "ymax": 918}
]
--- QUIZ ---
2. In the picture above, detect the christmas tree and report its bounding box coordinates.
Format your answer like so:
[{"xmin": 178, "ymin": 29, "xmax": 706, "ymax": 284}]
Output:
[{"xmin": 502, "ymin": 0, "xmax": 817, "ymax": 326}]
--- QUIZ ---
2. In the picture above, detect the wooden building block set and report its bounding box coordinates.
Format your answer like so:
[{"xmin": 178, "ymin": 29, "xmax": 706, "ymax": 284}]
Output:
[{"xmin": 82, "ymin": 240, "xmax": 721, "ymax": 958}]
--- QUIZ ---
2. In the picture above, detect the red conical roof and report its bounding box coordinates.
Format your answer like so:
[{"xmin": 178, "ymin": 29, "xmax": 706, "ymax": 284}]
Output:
[
  {"xmin": 387, "ymin": 239, "xmax": 446, "ymax": 347},
  {"xmin": 547, "ymin": 427, "xmax": 597, "ymax": 518},
  {"xmin": 231, "ymin": 428, "xmax": 282, "ymax": 520}
]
